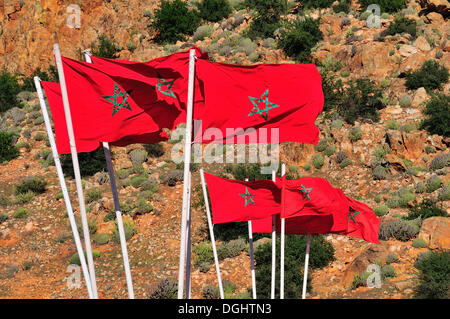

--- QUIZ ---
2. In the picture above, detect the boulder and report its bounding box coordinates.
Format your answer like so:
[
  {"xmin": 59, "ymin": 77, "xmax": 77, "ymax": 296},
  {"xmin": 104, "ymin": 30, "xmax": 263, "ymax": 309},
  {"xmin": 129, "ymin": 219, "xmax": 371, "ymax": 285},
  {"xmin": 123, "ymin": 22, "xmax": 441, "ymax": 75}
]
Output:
[
  {"xmin": 386, "ymin": 130, "xmax": 428, "ymax": 161},
  {"xmin": 412, "ymin": 87, "xmax": 429, "ymax": 107},
  {"xmin": 418, "ymin": 217, "xmax": 450, "ymax": 250},
  {"xmin": 414, "ymin": 36, "xmax": 432, "ymax": 52},
  {"xmin": 399, "ymin": 45, "xmax": 417, "ymax": 57}
]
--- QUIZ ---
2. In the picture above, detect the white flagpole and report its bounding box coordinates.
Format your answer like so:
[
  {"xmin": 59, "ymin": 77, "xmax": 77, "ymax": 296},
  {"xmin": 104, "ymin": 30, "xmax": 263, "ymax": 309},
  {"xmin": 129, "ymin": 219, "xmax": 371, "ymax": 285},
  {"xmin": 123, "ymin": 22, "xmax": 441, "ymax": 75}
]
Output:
[
  {"xmin": 246, "ymin": 178, "xmax": 257, "ymax": 299},
  {"xmin": 200, "ymin": 169, "xmax": 224, "ymax": 299},
  {"xmin": 271, "ymin": 170, "xmax": 276, "ymax": 299},
  {"xmin": 185, "ymin": 171, "xmax": 192, "ymax": 299},
  {"xmin": 177, "ymin": 49, "xmax": 196, "ymax": 299},
  {"xmin": 34, "ymin": 76, "xmax": 94, "ymax": 299},
  {"xmin": 83, "ymin": 50, "xmax": 135, "ymax": 299},
  {"xmin": 302, "ymin": 233, "xmax": 311, "ymax": 299},
  {"xmin": 280, "ymin": 163, "xmax": 286, "ymax": 299},
  {"xmin": 53, "ymin": 43, "xmax": 98, "ymax": 298}
]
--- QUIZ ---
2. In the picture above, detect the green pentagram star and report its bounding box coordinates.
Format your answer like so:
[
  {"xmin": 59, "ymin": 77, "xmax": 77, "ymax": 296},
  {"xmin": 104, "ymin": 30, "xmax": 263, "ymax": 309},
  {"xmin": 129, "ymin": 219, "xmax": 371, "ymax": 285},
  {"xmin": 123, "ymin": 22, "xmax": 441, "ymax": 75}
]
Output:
[
  {"xmin": 239, "ymin": 187, "xmax": 255, "ymax": 206},
  {"xmin": 348, "ymin": 207, "xmax": 360, "ymax": 223},
  {"xmin": 103, "ymin": 83, "xmax": 132, "ymax": 116},
  {"xmin": 248, "ymin": 89, "xmax": 280, "ymax": 121},
  {"xmin": 156, "ymin": 76, "xmax": 176, "ymax": 98},
  {"xmin": 299, "ymin": 184, "xmax": 312, "ymax": 201}
]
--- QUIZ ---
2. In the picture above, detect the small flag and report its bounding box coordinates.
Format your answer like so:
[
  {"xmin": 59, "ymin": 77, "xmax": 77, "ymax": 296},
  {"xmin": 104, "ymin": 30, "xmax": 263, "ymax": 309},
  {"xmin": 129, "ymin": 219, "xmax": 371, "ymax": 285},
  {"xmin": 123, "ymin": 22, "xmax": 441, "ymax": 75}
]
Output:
[
  {"xmin": 194, "ymin": 59, "xmax": 324, "ymax": 144},
  {"xmin": 203, "ymin": 172, "xmax": 281, "ymax": 224}
]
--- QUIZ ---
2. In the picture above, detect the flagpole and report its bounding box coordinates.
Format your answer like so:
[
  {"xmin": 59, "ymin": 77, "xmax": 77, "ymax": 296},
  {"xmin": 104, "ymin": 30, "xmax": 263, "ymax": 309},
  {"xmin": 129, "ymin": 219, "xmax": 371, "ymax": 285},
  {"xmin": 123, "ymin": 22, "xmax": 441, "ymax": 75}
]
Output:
[
  {"xmin": 178, "ymin": 49, "xmax": 197, "ymax": 299},
  {"xmin": 280, "ymin": 163, "xmax": 286, "ymax": 299},
  {"xmin": 53, "ymin": 43, "xmax": 98, "ymax": 298},
  {"xmin": 34, "ymin": 76, "xmax": 94, "ymax": 299},
  {"xmin": 302, "ymin": 233, "xmax": 311, "ymax": 299},
  {"xmin": 246, "ymin": 178, "xmax": 256, "ymax": 299},
  {"xmin": 200, "ymin": 169, "xmax": 224, "ymax": 299},
  {"xmin": 83, "ymin": 49, "xmax": 135, "ymax": 299},
  {"xmin": 185, "ymin": 171, "xmax": 192, "ymax": 299},
  {"xmin": 271, "ymin": 170, "xmax": 276, "ymax": 299}
]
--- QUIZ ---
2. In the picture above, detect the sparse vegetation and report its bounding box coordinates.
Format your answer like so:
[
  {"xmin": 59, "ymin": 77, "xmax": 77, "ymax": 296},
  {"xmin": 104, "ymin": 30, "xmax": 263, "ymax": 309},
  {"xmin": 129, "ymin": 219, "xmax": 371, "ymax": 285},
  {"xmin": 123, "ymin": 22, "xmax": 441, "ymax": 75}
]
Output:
[{"xmin": 405, "ymin": 60, "xmax": 449, "ymax": 92}]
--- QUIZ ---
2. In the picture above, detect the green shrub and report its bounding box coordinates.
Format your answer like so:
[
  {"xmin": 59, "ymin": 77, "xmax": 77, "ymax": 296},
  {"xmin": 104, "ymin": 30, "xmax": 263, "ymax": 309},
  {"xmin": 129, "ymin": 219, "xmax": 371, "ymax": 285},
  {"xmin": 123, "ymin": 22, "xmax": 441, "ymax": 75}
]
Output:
[
  {"xmin": 313, "ymin": 154, "xmax": 324, "ymax": 169},
  {"xmin": 385, "ymin": 17, "xmax": 416, "ymax": 37},
  {"xmin": 86, "ymin": 188, "xmax": 102, "ymax": 203},
  {"xmin": 197, "ymin": 0, "xmax": 232, "ymax": 22},
  {"xmin": 381, "ymin": 265, "xmax": 397, "ymax": 280},
  {"xmin": 14, "ymin": 191, "xmax": 35, "ymax": 204},
  {"xmin": 405, "ymin": 60, "xmax": 449, "ymax": 92},
  {"xmin": 315, "ymin": 139, "xmax": 328, "ymax": 152},
  {"xmin": 411, "ymin": 238, "xmax": 427, "ymax": 248},
  {"xmin": 69, "ymin": 250, "xmax": 100, "ymax": 265},
  {"xmin": 245, "ymin": 0, "xmax": 286, "ymax": 40},
  {"xmin": 386, "ymin": 119, "xmax": 400, "ymax": 130},
  {"xmin": 414, "ymin": 251, "xmax": 450, "ymax": 299},
  {"xmin": 386, "ymin": 253, "xmax": 399, "ymax": 264},
  {"xmin": 386, "ymin": 188, "xmax": 414, "ymax": 208},
  {"xmin": 129, "ymin": 148, "xmax": 148, "ymax": 167},
  {"xmin": 278, "ymin": 16, "xmax": 323, "ymax": 63},
  {"xmin": 217, "ymin": 238, "xmax": 246, "ymax": 260},
  {"xmin": 0, "ymin": 212, "xmax": 9, "ymax": 223},
  {"xmin": 0, "ymin": 71, "xmax": 21, "ymax": 113},
  {"xmin": 148, "ymin": 278, "xmax": 178, "ymax": 299},
  {"xmin": 372, "ymin": 165, "xmax": 388, "ymax": 180},
  {"xmin": 91, "ymin": 35, "xmax": 120, "ymax": 59},
  {"xmin": 399, "ymin": 94, "xmax": 412, "ymax": 107},
  {"xmin": 415, "ymin": 182, "xmax": 426, "ymax": 194},
  {"xmin": 426, "ymin": 175, "xmax": 442, "ymax": 193},
  {"xmin": 337, "ymin": 79, "xmax": 386, "ymax": 124},
  {"xmin": 300, "ymin": 0, "xmax": 334, "ymax": 9},
  {"xmin": 193, "ymin": 241, "xmax": 214, "ymax": 270},
  {"xmin": 351, "ymin": 271, "xmax": 371, "ymax": 289},
  {"xmin": 404, "ymin": 199, "xmax": 447, "ymax": 220},
  {"xmin": 93, "ymin": 233, "xmax": 109, "ymax": 245},
  {"xmin": 222, "ymin": 279, "xmax": 237, "ymax": 298},
  {"xmin": 332, "ymin": 0, "xmax": 350, "ymax": 13},
  {"xmin": 429, "ymin": 153, "xmax": 450, "ymax": 171},
  {"xmin": 324, "ymin": 145, "xmax": 336, "ymax": 157},
  {"xmin": 225, "ymin": 163, "xmax": 270, "ymax": 181},
  {"xmin": 349, "ymin": 126, "xmax": 362, "ymax": 142},
  {"xmin": 77, "ymin": 219, "xmax": 98, "ymax": 238},
  {"xmin": 373, "ymin": 146, "xmax": 388, "ymax": 161},
  {"xmin": 437, "ymin": 186, "xmax": 450, "ymax": 202},
  {"xmin": 14, "ymin": 208, "xmax": 29, "ymax": 219},
  {"xmin": 303, "ymin": 163, "xmax": 311, "ymax": 171},
  {"xmin": 61, "ymin": 148, "xmax": 108, "ymax": 178},
  {"xmin": 14, "ymin": 176, "xmax": 47, "ymax": 195},
  {"xmin": 374, "ymin": 204, "xmax": 389, "ymax": 217},
  {"xmin": 425, "ymin": 145, "xmax": 436, "ymax": 154},
  {"xmin": 130, "ymin": 173, "xmax": 149, "ymax": 188},
  {"xmin": 378, "ymin": 217, "xmax": 421, "ymax": 241},
  {"xmin": 420, "ymin": 93, "xmax": 449, "ymax": 137},
  {"xmin": 151, "ymin": 0, "xmax": 201, "ymax": 44},
  {"xmin": 112, "ymin": 220, "xmax": 137, "ymax": 242},
  {"xmin": 255, "ymin": 235, "xmax": 334, "ymax": 298},
  {"xmin": 202, "ymin": 285, "xmax": 220, "ymax": 299},
  {"xmin": 134, "ymin": 199, "xmax": 153, "ymax": 215},
  {"xmin": 331, "ymin": 119, "xmax": 344, "ymax": 130},
  {"xmin": 338, "ymin": 158, "xmax": 351, "ymax": 169},
  {"xmin": 320, "ymin": 70, "xmax": 344, "ymax": 113},
  {"xmin": 0, "ymin": 131, "xmax": 20, "ymax": 163},
  {"xmin": 192, "ymin": 25, "xmax": 214, "ymax": 42},
  {"xmin": 116, "ymin": 168, "xmax": 131, "ymax": 180},
  {"xmin": 144, "ymin": 143, "xmax": 165, "ymax": 158}
]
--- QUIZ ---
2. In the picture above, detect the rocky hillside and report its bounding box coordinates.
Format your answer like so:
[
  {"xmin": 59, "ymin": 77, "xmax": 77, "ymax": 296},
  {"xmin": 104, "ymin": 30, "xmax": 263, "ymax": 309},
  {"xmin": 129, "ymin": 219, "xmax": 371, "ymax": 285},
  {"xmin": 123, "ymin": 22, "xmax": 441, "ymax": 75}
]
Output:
[{"xmin": 0, "ymin": 0, "xmax": 449, "ymax": 299}]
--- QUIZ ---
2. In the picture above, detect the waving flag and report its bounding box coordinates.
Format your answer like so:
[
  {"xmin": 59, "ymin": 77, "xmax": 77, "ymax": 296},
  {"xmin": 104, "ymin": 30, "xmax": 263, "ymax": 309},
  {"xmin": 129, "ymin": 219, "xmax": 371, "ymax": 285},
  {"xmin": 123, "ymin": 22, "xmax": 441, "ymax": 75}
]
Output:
[
  {"xmin": 41, "ymin": 81, "xmax": 101, "ymax": 154},
  {"xmin": 203, "ymin": 172, "xmax": 281, "ymax": 224},
  {"xmin": 54, "ymin": 55, "xmax": 186, "ymax": 153},
  {"xmin": 194, "ymin": 59, "xmax": 323, "ymax": 144}
]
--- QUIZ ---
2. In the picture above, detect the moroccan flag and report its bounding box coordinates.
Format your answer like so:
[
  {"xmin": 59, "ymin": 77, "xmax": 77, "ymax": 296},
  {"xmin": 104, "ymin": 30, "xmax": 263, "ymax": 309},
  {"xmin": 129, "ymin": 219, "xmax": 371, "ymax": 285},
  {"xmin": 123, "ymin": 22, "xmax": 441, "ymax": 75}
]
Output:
[
  {"xmin": 251, "ymin": 214, "xmax": 335, "ymax": 235},
  {"xmin": 41, "ymin": 81, "xmax": 101, "ymax": 154},
  {"xmin": 55, "ymin": 55, "xmax": 184, "ymax": 154},
  {"xmin": 277, "ymin": 176, "xmax": 349, "ymax": 233},
  {"xmin": 203, "ymin": 172, "xmax": 281, "ymax": 224},
  {"xmin": 332, "ymin": 195, "xmax": 381, "ymax": 244},
  {"xmin": 193, "ymin": 59, "xmax": 323, "ymax": 144},
  {"xmin": 89, "ymin": 47, "xmax": 209, "ymax": 122}
]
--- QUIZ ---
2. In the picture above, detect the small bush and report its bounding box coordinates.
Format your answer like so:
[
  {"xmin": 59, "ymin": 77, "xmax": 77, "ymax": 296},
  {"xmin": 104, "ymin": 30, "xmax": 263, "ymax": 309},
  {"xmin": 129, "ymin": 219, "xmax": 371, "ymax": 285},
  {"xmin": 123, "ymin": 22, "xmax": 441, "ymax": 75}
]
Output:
[
  {"xmin": 202, "ymin": 285, "xmax": 220, "ymax": 299},
  {"xmin": 351, "ymin": 271, "xmax": 371, "ymax": 289},
  {"xmin": 429, "ymin": 153, "xmax": 450, "ymax": 171},
  {"xmin": 386, "ymin": 188, "xmax": 414, "ymax": 208},
  {"xmin": 349, "ymin": 126, "xmax": 362, "ymax": 142},
  {"xmin": 339, "ymin": 158, "xmax": 352, "ymax": 169},
  {"xmin": 0, "ymin": 131, "xmax": 20, "ymax": 163},
  {"xmin": 324, "ymin": 145, "xmax": 336, "ymax": 157},
  {"xmin": 426, "ymin": 175, "xmax": 442, "ymax": 193},
  {"xmin": 14, "ymin": 208, "xmax": 29, "ymax": 219},
  {"xmin": 405, "ymin": 60, "xmax": 449, "ymax": 92},
  {"xmin": 151, "ymin": 0, "xmax": 201, "ymax": 44},
  {"xmin": 112, "ymin": 220, "xmax": 137, "ymax": 242},
  {"xmin": 116, "ymin": 168, "xmax": 131, "ymax": 180},
  {"xmin": 404, "ymin": 199, "xmax": 447, "ymax": 220},
  {"xmin": 381, "ymin": 265, "xmax": 397, "ymax": 280},
  {"xmin": 411, "ymin": 238, "xmax": 427, "ymax": 248},
  {"xmin": 130, "ymin": 173, "xmax": 149, "ymax": 188},
  {"xmin": 386, "ymin": 119, "xmax": 400, "ymax": 130},
  {"xmin": 193, "ymin": 241, "xmax": 214, "ymax": 269},
  {"xmin": 437, "ymin": 186, "xmax": 450, "ymax": 202},
  {"xmin": 372, "ymin": 165, "xmax": 388, "ymax": 180},
  {"xmin": 336, "ymin": 151, "xmax": 347, "ymax": 164},
  {"xmin": 315, "ymin": 139, "xmax": 328, "ymax": 152},
  {"xmin": 245, "ymin": 0, "xmax": 286, "ymax": 40},
  {"xmin": 61, "ymin": 148, "xmax": 108, "ymax": 178},
  {"xmin": 192, "ymin": 24, "xmax": 214, "ymax": 42},
  {"xmin": 14, "ymin": 191, "xmax": 35, "ymax": 204},
  {"xmin": 378, "ymin": 217, "xmax": 421, "ymax": 241},
  {"xmin": 14, "ymin": 176, "xmax": 47, "ymax": 195},
  {"xmin": 414, "ymin": 251, "xmax": 450, "ymax": 299},
  {"xmin": 0, "ymin": 71, "xmax": 21, "ymax": 113},
  {"xmin": 374, "ymin": 204, "xmax": 389, "ymax": 217},
  {"xmin": 399, "ymin": 94, "xmax": 412, "ymax": 107},
  {"xmin": 332, "ymin": 0, "xmax": 350, "ymax": 13},
  {"xmin": 313, "ymin": 154, "xmax": 324, "ymax": 169},
  {"xmin": 217, "ymin": 238, "xmax": 246, "ymax": 260},
  {"xmin": 0, "ymin": 212, "xmax": 9, "ymax": 223},
  {"xmin": 420, "ymin": 94, "xmax": 449, "ymax": 138},
  {"xmin": 386, "ymin": 253, "xmax": 399, "ymax": 264},
  {"xmin": 91, "ymin": 35, "xmax": 120, "ymax": 59},
  {"xmin": 278, "ymin": 16, "xmax": 323, "ymax": 63},
  {"xmin": 425, "ymin": 145, "xmax": 436, "ymax": 154},
  {"xmin": 69, "ymin": 250, "xmax": 100, "ymax": 266},
  {"xmin": 196, "ymin": 0, "xmax": 232, "ymax": 22},
  {"xmin": 144, "ymin": 143, "xmax": 165, "ymax": 158},
  {"xmin": 385, "ymin": 16, "xmax": 416, "ymax": 37},
  {"xmin": 415, "ymin": 182, "xmax": 426, "ymax": 194},
  {"xmin": 134, "ymin": 199, "xmax": 153, "ymax": 215},
  {"xmin": 92, "ymin": 233, "xmax": 109, "ymax": 245},
  {"xmin": 129, "ymin": 148, "xmax": 148, "ymax": 167},
  {"xmin": 86, "ymin": 188, "xmax": 102, "ymax": 203},
  {"xmin": 148, "ymin": 278, "xmax": 178, "ymax": 299}
]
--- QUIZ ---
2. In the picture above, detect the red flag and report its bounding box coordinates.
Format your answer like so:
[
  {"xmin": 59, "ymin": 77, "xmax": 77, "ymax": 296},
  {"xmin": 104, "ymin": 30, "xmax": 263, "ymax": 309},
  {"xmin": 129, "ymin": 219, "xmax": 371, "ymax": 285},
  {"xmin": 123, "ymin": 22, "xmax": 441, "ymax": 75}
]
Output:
[
  {"xmin": 251, "ymin": 214, "xmax": 334, "ymax": 235},
  {"xmin": 203, "ymin": 172, "xmax": 281, "ymax": 224},
  {"xmin": 332, "ymin": 195, "xmax": 381, "ymax": 244},
  {"xmin": 41, "ymin": 81, "xmax": 101, "ymax": 154},
  {"xmin": 278, "ymin": 176, "xmax": 348, "ymax": 233},
  {"xmin": 194, "ymin": 59, "xmax": 323, "ymax": 144},
  {"xmin": 55, "ymin": 55, "xmax": 184, "ymax": 153}
]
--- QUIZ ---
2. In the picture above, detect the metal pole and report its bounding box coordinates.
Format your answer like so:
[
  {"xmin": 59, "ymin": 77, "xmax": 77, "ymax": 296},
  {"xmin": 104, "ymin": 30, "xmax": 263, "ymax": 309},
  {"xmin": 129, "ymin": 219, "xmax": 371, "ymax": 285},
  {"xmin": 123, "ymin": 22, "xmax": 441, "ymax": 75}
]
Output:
[
  {"xmin": 271, "ymin": 170, "xmax": 276, "ymax": 299},
  {"xmin": 302, "ymin": 233, "xmax": 311, "ymax": 299},
  {"xmin": 247, "ymin": 178, "xmax": 257, "ymax": 299},
  {"xmin": 280, "ymin": 163, "xmax": 286, "ymax": 299}
]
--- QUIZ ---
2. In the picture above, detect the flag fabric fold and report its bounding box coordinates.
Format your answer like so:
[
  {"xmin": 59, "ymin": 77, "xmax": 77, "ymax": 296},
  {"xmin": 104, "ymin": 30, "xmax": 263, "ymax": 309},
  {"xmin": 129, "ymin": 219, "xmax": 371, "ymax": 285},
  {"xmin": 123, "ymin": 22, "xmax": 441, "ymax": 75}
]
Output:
[
  {"xmin": 194, "ymin": 59, "xmax": 324, "ymax": 144},
  {"xmin": 203, "ymin": 172, "xmax": 281, "ymax": 224}
]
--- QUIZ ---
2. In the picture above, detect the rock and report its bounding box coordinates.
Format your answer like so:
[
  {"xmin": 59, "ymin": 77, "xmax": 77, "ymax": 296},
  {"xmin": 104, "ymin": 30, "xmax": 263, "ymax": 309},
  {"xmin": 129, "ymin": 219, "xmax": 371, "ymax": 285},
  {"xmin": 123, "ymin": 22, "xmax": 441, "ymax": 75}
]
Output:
[
  {"xmin": 425, "ymin": 12, "xmax": 445, "ymax": 25},
  {"xmin": 349, "ymin": 42, "xmax": 394, "ymax": 77},
  {"xmin": 385, "ymin": 130, "xmax": 428, "ymax": 161},
  {"xmin": 342, "ymin": 244, "xmax": 389, "ymax": 287},
  {"xmin": 412, "ymin": 87, "xmax": 429, "ymax": 107},
  {"xmin": 393, "ymin": 280, "xmax": 411, "ymax": 292},
  {"xmin": 418, "ymin": 217, "xmax": 450, "ymax": 250},
  {"xmin": 414, "ymin": 36, "xmax": 432, "ymax": 52},
  {"xmin": 167, "ymin": 169, "xmax": 184, "ymax": 186},
  {"xmin": 399, "ymin": 45, "xmax": 417, "ymax": 57},
  {"xmin": 97, "ymin": 221, "xmax": 115, "ymax": 235},
  {"xmin": 386, "ymin": 154, "xmax": 408, "ymax": 171}
]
